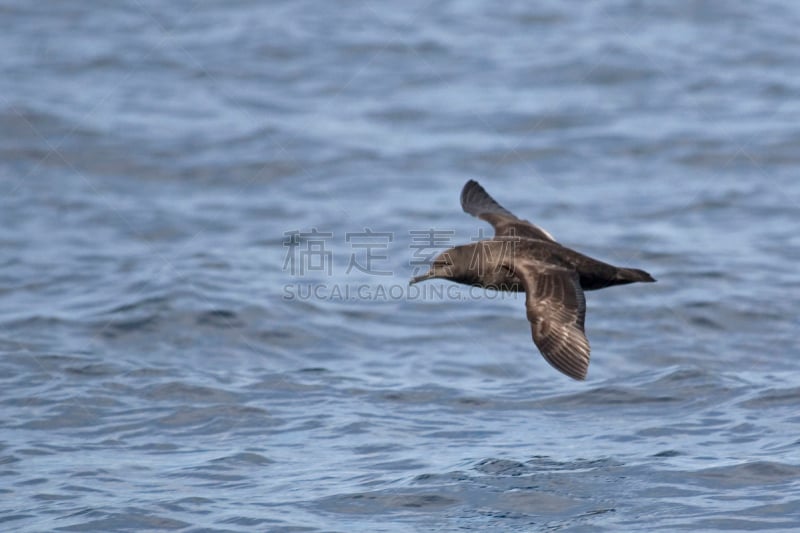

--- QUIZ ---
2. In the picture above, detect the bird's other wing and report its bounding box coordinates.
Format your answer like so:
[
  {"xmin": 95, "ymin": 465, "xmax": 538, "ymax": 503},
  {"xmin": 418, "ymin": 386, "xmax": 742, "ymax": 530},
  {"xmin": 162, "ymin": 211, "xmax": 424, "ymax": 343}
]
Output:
[
  {"xmin": 460, "ymin": 180, "xmax": 557, "ymax": 242},
  {"xmin": 507, "ymin": 258, "xmax": 590, "ymax": 380}
]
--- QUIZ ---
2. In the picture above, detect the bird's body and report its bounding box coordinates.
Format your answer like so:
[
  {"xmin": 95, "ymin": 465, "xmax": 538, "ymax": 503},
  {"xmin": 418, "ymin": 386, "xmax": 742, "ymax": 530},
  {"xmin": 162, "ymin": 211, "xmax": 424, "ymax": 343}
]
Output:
[
  {"xmin": 436, "ymin": 237, "xmax": 652, "ymax": 293},
  {"xmin": 410, "ymin": 180, "xmax": 655, "ymax": 380}
]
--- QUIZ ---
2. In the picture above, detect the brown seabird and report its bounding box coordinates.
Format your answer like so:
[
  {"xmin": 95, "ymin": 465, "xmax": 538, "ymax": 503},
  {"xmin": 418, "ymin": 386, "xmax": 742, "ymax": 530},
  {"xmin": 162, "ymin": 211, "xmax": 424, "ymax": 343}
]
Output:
[{"xmin": 410, "ymin": 180, "xmax": 656, "ymax": 380}]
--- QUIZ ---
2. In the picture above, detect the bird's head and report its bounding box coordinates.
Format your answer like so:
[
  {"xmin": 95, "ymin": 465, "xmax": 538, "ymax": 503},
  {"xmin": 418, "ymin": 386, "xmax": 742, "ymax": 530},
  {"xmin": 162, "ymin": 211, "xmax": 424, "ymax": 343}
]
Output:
[
  {"xmin": 408, "ymin": 241, "xmax": 520, "ymax": 289},
  {"xmin": 409, "ymin": 249, "xmax": 459, "ymax": 285}
]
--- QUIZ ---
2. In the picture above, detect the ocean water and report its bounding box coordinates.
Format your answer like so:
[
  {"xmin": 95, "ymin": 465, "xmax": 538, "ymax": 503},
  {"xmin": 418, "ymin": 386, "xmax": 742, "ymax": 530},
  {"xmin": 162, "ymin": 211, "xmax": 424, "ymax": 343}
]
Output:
[{"xmin": 2, "ymin": 1, "xmax": 800, "ymax": 531}]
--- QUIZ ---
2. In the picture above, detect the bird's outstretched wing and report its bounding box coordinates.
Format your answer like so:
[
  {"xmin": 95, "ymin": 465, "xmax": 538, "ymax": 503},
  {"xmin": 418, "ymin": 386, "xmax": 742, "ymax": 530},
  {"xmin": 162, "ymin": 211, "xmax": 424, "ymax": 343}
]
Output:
[
  {"xmin": 506, "ymin": 258, "xmax": 590, "ymax": 380},
  {"xmin": 461, "ymin": 180, "xmax": 556, "ymax": 242}
]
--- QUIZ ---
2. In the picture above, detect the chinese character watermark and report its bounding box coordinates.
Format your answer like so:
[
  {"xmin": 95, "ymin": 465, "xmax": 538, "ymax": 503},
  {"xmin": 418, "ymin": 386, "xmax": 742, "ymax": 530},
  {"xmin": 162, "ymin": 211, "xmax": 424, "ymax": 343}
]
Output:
[
  {"xmin": 345, "ymin": 229, "xmax": 394, "ymax": 276},
  {"xmin": 283, "ymin": 228, "xmax": 333, "ymax": 275},
  {"xmin": 409, "ymin": 228, "xmax": 456, "ymax": 275}
]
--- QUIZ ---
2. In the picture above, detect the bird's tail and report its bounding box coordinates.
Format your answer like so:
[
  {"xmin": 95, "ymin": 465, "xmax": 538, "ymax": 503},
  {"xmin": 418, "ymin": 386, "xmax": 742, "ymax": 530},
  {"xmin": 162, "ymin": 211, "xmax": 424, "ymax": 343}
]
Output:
[{"xmin": 616, "ymin": 267, "xmax": 656, "ymax": 283}]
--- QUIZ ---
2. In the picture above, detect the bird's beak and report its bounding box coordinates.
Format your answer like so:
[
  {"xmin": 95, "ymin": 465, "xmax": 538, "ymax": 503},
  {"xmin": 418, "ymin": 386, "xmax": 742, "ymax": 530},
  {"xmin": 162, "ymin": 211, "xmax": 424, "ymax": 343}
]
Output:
[{"xmin": 409, "ymin": 271, "xmax": 434, "ymax": 286}]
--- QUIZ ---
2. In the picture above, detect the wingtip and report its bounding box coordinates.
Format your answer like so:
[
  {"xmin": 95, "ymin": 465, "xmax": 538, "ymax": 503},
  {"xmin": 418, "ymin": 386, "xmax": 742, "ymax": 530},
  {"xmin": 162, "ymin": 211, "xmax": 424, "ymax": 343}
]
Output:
[
  {"xmin": 561, "ymin": 361, "xmax": 588, "ymax": 381},
  {"xmin": 541, "ymin": 347, "xmax": 590, "ymax": 381},
  {"xmin": 460, "ymin": 179, "xmax": 482, "ymax": 208}
]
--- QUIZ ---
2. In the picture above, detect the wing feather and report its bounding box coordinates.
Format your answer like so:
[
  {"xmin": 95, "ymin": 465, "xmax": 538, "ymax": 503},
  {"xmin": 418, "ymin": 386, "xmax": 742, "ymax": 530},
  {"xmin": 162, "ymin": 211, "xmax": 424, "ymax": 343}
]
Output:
[
  {"xmin": 507, "ymin": 259, "xmax": 590, "ymax": 380},
  {"xmin": 461, "ymin": 180, "xmax": 557, "ymax": 242}
]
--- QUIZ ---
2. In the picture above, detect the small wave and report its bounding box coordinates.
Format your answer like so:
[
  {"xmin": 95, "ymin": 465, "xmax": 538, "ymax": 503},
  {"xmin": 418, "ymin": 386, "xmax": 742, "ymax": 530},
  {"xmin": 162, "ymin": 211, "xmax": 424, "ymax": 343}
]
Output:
[
  {"xmin": 691, "ymin": 460, "xmax": 800, "ymax": 488},
  {"xmin": 210, "ymin": 452, "xmax": 273, "ymax": 466},
  {"xmin": 313, "ymin": 490, "xmax": 460, "ymax": 515},
  {"xmin": 139, "ymin": 381, "xmax": 239, "ymax": 403},
  {"xmin": 738, "ymin": 387, "xmax": 800, "ymax": 409}
]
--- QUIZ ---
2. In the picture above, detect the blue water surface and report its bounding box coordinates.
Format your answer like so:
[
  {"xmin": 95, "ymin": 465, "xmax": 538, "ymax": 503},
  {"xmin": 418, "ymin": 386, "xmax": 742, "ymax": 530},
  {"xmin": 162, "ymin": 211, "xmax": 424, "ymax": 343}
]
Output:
[{"xmin": 1, "ymin": 1, "xmax": 800, "ymax": 531}]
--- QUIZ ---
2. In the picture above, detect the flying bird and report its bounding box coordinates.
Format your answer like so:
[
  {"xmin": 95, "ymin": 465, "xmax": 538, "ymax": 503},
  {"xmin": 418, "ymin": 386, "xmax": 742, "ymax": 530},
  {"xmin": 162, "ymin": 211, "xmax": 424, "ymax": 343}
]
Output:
[{"xmin": 410, "ymin": 180, "xmax": 655, "ymax": 380}]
